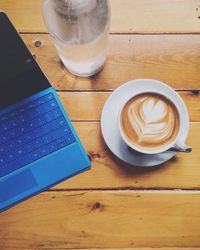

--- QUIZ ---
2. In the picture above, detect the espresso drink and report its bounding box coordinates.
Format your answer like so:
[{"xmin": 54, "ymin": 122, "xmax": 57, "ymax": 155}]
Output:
[{"xmin": 120, "ymin": 93, "xmax": 180, "ymax": 152}]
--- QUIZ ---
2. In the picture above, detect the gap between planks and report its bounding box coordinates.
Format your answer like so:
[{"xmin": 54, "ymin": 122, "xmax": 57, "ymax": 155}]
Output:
[
  {"xmin": 49, "ymin": 248, "xmax": 200, "ymax": 250},
  {"xmin": 56, "ymin": 90, "xmax": 200, "ymax": 93},
  {"xmin": 13, "ymin": 247, "xmax": 200, "ymax": 249},
  {"xmin": 45, "ymin": 189, "xmax": 200, "ymax": 194},
  {"xmin": 19, "ymin": 32, "xmax": 200, "ymax": 35}
]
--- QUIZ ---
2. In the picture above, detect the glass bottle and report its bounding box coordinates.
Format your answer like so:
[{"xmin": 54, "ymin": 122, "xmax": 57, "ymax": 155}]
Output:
[{"xmin": 43, "ymin": 0, "xmax": 111, "ymax": 77}]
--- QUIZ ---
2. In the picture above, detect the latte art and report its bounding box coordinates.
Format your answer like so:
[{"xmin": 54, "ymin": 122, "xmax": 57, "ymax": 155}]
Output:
[
  {"xmin": 120, "ymin": 93, "xmax": 180, "ymax": 151},
  {"xmin": 129, "ymin": 97, "xmax": 174, "ymax": 143}
]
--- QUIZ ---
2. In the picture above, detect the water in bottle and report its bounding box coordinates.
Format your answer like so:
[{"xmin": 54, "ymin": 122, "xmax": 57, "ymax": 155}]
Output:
[{"xmin": 43, "ymin": 0, "xmax": 110, "ymax": 77}]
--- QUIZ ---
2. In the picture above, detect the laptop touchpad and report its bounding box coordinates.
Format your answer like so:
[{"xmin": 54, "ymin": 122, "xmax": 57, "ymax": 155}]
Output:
[{"xmin": 0, "ymin": 169, "xmax": 37, "ymax": 203}]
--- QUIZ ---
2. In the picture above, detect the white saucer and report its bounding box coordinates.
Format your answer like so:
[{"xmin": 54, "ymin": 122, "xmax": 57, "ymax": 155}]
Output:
[{"xmin": 101, "ymin": 79, "xmax": 189, "ymax": 167}]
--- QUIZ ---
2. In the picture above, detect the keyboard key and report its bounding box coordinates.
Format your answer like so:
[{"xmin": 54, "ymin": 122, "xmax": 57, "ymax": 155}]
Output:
[
  {"xmin": 21, "ymin": 117, "xmax": 26, "ymax": 123},
  {"xmin": 50, "ymin": 117, "xmax": 67, "ymax": 130},
  {"xmin": 44, "ymin": 93, "xmax": 54, "ymax": 102},
  {"xmin": 2, "ymin": 121, "xmax": 12, "ymax": 131},
  {"xmin": 0, "ymin": 133, "xmax": 8, "ymax": 143},
  {"xmin": 10, "ymin": 120, "xmax": 17, "ymax": 128},
  {"xmin": 0, "ymin": 145, "xmax": 7, "ymax": 155},
  {"xmin": 24, "ymin": 142, "xmax": 35, "ymax": 153},
  {"xmin": 35, "ymin": 116, "xmax": 46, "ymax": 126},
  {"xmin": 25, "ymin": 111, "xmax": 35, "ymax": 120},
  {"xmin": 33, "ymin": 127, "xmax": 43, "ymax": 138},
  {"xmin": 43, "ymin": 100, "xmax": 57, "ymax": 112},
  {"xmin": 42, "ymin": 124, "xmax": 51, "ymax": 134},
  {"xmin": 65, "ymin": 133, "xmax": 76, "ymax": 146},
  {"xmin": 44, "ymin": 112, "xmax": 54, "ymax": 122},
  {"xmin": 15, "ymin": 138, "xmax": 24, "ymax": 147},
  {"xmin": 8, "ymin": 129, "xmax": 18, "ymax": 138},
  {"xmin": 34, "ymin": 97, "xmax": 45, "ymax": 105},
  {"xmin": 14, "ymin": 115, "xmax": 25, "ymax": 125},
  {"xmin": 2, "ymin": 125, "xmax": 8, "ymax": 132},
  {"xmin": 13, "ymin": 147, "xmax": 26, "ymax": 158},
  {"xmin": 19, "ymin": 107, "xmax": 27, "ymax": 113},
  {"xmin": 43, "ymin": 134, "xmax": 53, "ymax": 144},
  {"xmin": 18, "ymin": 125, "xmax": 29, "ymax": 134},
  {"xmin": 15, "ymin": 113, "xmax": 28, "ymax": 125},
  {"xmin": 51, "ymin": 126, "xmax": 71, "ymax": 140},
  {"xmin": 8, "ymin": 152, "xmax": 14, "ymax": 161},
  {"xmin": 33, "ymin": 138, "xmax": 43, "ymax": 148},
  {"xmin": 10, "ymin": 111, "xmax": 18, "ymax": 118},
  {"xmin": 0, "ymin": 116, "xmax": 8, "ymax": 123},
  {"xmin": 7, "ymin": 142, "xmax": 16, "ymax": 151},
  {"xmin": 48, "ymin": 142, "xmax": 58, "ymax": 153},
  {"xmin": 52, "ymin": 108, "xmax": 62, "ymax": 119},
  {"xmin": 24, "ymin": 132, "xmax": 34, "ymax": 142},
  {"xmin": 31, "ymin": 150, "xmax": 41, "ymax": 161},
  {"xmin": 35, "ymin": 106, "xmax": 45, "ymax": 116},
  {"xmin": 0, "ymin": 156, "xmax": 7, "ymax": 166},
  {"xmin": 30, "ymin": 111, "xmax": 38, "ymax": 119},
  {"xmin": 27, "ymin": 102, "xmax": 36, "ymax": 109},
  {"xmin": 56, "ymin": 137, "xmax": 65, "ymax": 144},
  {"xmin": 39, "ymin": 146, "xmax": 49, "ymax": 156},
  {"xmin": 56, "ymin": 139, "xmax": 67, "ymax": 149},
  {"xmin": 27, "ymin": 121, "xmax": 38, "ymax": 130}
]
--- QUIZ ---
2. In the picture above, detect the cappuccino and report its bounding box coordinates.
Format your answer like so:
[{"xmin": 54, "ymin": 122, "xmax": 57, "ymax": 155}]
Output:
[{"xmin": 120, "ymin": 93, "xmax": 180, "ymax": 152}]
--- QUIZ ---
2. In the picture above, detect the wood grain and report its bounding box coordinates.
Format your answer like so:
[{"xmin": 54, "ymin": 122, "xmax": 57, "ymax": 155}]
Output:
[
  {"xmin": 76, "ymin": 249, "xmax": 200, "ymax": 250},
  {"xmin": 22, "ymin": 34, "xmax": 200, "ymax": 90},
  {"xmin": 1, "ymin": 0, "xmax": 200, "ymax": 33},
  {"xmin": 1, "ymin": 191, "xmax": 200, "ymax": 249},
  {"xmin": 45, "ymin": 122, "xmax": 200, "ymax": 190},
  {"xmin": 58, "ymin": 91, "xmax": 200, "ymax": 122}
]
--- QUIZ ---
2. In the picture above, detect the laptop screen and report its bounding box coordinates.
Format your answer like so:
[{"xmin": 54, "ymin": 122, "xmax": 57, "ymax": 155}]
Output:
[{"xmin": 0, "ymin": 12, "xmax": 51, "ymax": 109}]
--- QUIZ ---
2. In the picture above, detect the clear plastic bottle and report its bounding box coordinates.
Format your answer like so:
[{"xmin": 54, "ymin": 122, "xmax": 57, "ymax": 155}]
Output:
[{"xmin": 43, "ymin": 0, "xmax": 110, "ymax": 77}]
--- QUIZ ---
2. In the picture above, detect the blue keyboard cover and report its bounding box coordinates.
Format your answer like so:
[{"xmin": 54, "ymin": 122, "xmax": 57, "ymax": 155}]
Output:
[{"xmin": 0, "ymin": 93, "xmax": 76, "ymax": 177}]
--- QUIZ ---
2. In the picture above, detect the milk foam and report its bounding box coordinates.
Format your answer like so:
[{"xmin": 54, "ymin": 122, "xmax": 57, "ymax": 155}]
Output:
[{"xmin": 121, "ymin": 94, "xmax": 179, "ymax": 149}]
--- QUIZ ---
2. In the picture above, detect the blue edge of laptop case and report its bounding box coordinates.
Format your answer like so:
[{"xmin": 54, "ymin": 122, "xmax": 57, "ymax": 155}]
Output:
[{"xmin": 0, "ymin": 78, "xmax": 91, "ymax": 213}]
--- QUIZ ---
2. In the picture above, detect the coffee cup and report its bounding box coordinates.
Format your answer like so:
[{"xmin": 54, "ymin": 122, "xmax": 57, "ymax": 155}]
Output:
[{"xmin": 118, "ymin": 79, "xmax": 191, "ymax": 155}]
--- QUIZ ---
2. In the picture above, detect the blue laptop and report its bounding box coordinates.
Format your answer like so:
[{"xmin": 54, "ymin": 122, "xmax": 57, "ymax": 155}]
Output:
[{"xmin": 0, "ymin": 12, "xmax": 90, "ymax": 212}]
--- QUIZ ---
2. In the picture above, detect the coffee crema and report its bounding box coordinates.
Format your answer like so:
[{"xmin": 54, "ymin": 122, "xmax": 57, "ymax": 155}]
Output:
[{"xmin": 120, "ymin": 93, "xmax": 180, "ymax": 151}]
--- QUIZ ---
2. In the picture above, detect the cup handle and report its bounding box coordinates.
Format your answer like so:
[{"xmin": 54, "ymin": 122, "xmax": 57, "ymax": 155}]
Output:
[{"xmin": 171, "ymin": 143, "xmax": 192, "ymax": 153}]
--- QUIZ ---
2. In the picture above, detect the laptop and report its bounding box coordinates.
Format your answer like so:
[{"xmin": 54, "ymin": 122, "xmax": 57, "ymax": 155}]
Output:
[{"xmin": 0, "ymin": 12, "xmax": 90, "ymax": 212}]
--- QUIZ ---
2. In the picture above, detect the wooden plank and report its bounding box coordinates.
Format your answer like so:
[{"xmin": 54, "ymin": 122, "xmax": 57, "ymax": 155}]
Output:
[
  {"xmin": 48, "ymin": 122, "xmax": 200, "ymax": 190},
  {"xmin": 1, "ymin": 191, "xmax": 200, "ymax": 249},
  {"xmin": 111, "ymin": 0, "xmax": 200, "ymax": 34},
  {"xmin": 75, "ymin": 249, "xmax": 200, "ymax": 250},
  {"xmin": 58, "ymin": 91, "xmax": 200, "ymax": 122},
  {"xmin": 22, "ymin": 34, "xmax": 200, "ymax": 90},
  {"xmin": 1, "ymin": 0, "xmax": 200, "ymax": 33}
]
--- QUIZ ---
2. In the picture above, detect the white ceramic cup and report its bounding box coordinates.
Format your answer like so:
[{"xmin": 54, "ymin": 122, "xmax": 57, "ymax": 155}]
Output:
[{"xmin": 118, "ymin": 79, "xmax": 190, "ymax": 155}]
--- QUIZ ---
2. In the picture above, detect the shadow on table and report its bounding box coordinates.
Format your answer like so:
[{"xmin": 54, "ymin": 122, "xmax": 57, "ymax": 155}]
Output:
[{"xmin": 107, "ymin": 145, "xmax": 178, "ymax": 177}]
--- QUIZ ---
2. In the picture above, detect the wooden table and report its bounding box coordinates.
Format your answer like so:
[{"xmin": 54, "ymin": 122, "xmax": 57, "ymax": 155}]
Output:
[{"xmin": 0, "ymin": 1, "xmax": 200, "ymax": 249}]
